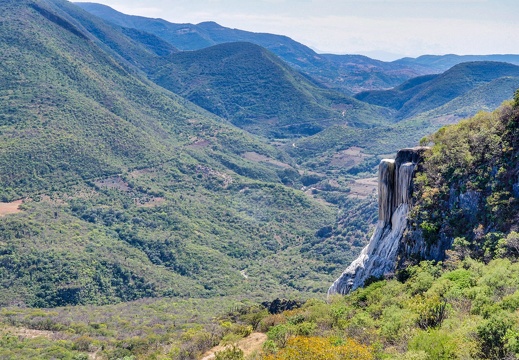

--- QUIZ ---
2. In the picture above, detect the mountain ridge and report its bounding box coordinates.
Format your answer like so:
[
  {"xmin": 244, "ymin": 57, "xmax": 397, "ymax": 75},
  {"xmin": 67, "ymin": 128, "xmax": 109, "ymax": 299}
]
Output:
[
  {"xmin": 355, "ymin": 61, "xmax": 519, "ymax": 120},
  {"xmin": 75, "ymin": 2, "xmax": 519, "ymax": 94},
  {"xmin": 149, "ymin": 41, "xmax": 393, "ymax": 137}
]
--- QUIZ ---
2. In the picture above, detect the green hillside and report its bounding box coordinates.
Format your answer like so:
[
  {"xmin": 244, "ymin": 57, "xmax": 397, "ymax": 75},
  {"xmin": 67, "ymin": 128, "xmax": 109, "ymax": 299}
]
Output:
[
  {"xmin": 356, "ymin": 61, "xmax": 519, "ymax": 120},
  {"xmin": 420, "ymin": 76, "xmax": 519, "ymax": 119},
  {"xmin": 150, "ymin": 42, "xmax": 392, "ymax": 137},
  {"xmin": 2, "ymin": 96, "xmax": 519, "ymax": 359},
  {"xmin": 161, "ymin": 92, "xmax": 519, "ymax": 360},
  {"xmin": 0, "ymin": 0, "xmax": 347, "ymax": 309},
  {"xmin": 290, "ymin": 63, "xmax": 519, "ymax": 176}
]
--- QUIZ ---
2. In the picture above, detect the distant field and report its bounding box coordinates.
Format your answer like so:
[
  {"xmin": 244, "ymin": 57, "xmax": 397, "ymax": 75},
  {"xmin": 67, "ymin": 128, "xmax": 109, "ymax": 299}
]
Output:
[
  {"xmin": 348, "ymin": 177, "xmax": 378, "ymax": 199},
  {"xmin": 0, "ymin": 200, "xmax": 23, "ymax": 216}
]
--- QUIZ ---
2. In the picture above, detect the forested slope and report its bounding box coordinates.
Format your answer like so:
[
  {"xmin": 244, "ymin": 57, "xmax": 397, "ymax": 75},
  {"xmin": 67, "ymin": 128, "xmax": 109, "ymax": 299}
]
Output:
[
  {"xmin": 182, "ymin": 91, "xmax": 519, "ymax": 360},
  {"xmin": 0, "ymin": 0, "xmax": 342, "ymax": 309}
]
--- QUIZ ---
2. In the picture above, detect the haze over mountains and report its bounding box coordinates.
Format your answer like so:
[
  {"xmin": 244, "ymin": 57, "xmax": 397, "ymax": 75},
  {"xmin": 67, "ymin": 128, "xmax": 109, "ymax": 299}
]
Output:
[{"xmin": 76, "ymin": 2, "xmax": 519, "ymax": 94}]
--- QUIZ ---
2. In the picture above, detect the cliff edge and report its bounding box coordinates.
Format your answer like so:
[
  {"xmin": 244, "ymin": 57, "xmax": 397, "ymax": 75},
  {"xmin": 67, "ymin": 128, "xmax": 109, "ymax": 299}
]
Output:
[{"xmin": 328, "ymin": 147, "xmax": 429, "ymax": 295}]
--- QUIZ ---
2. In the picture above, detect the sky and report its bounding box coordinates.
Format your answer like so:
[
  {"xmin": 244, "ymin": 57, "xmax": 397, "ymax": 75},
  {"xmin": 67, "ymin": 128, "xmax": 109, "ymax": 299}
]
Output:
[{"xmin": 84, "ymin": 0, "xmax": 519, "ymax": 61}]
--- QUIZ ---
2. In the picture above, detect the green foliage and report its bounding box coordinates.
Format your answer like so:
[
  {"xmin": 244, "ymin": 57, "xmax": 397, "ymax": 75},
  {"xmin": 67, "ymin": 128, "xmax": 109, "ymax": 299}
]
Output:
[
  {"xmin": 410, "ymin": 101, "xmax": 519, "ymax": 259},
  {"xmin": 477, "ymin": 312, "xmax": 515, "ymax": 359},
  {"xmin": 215, "ymin": 345, "xmax": 245, "ymax": 360},
  {"xmin": 0, "ymin": 0, "xmax": 343, "ymax": 309},
  {"xmin": 0, "ymin": 332, "xmax": 88, "ymax": 360},
  {"xmin": 210, "ymin": 255, "xmax": 519, "ymax": 359},
  {"xmin": 150, "ymin": 42, "xmax": 390, "ymax": 138},
  {"xmin": 408, "ymin": 329, "xmax": 457, "ymax": 360},
  {"xmin": 3, "ymin": 2, "xmax": 519, "ymax": 360}
]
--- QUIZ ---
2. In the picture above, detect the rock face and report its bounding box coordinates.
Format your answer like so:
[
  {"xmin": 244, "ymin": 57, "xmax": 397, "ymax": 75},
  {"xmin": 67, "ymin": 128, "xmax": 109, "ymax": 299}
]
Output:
[{"xmin": 328, "ymin": 147, "xmax": 428, "ymax": 296}]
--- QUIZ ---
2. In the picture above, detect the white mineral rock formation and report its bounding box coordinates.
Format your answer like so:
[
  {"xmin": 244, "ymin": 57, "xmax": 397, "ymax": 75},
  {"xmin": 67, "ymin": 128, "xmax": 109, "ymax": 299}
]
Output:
[{"xmin": 328, "ymin": 148, "xmax": 427, "ymax": 296}]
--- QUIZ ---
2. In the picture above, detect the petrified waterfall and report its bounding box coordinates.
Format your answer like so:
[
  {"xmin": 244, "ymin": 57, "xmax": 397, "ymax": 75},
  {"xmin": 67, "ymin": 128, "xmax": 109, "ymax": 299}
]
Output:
[{"xmin": 328, "ymin": 147, "xmax": 428, "ymax": 296}]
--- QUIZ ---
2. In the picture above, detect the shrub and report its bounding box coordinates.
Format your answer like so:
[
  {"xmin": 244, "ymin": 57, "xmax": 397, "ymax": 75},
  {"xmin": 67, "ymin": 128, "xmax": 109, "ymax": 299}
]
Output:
[
  {"xmin": 477, "ymin": 312, "xmax": 514, "ymax": 359},
  {"xmin": 262, "ymin": 336, "xmax": 373, "ymax": 360},
  {"xmin": 408, "ymin": 329, "xmax": 457, "ymax": 360},
  {"xmin": 215, "ymin": 345, "xmax": 245, "ymax": 360}
]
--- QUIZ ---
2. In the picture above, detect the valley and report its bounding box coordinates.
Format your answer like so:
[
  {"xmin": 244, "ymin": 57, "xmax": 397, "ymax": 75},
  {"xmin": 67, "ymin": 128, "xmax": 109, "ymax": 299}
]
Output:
[{"xmin": 1, "ymin": 0, "xmax": 519, "ymax": 359}]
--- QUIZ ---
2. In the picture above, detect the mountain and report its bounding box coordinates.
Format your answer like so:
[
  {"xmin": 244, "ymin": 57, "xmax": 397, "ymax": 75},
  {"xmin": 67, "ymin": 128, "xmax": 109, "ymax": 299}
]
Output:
[
  {"xmin": 395, "ymin": 53, "xmax": 519, "ymax": 73},
  {"xmin": 74, "ymin": 3, "xmax": 519, "ymax": 97},
  {"xmin": 317, "ymin": 54, "xmax": 429, "ymax": 93},
  {"xmin": 355, "ymin": 61, "xmax": 519, "ymax": 120},
  {"xmin": 289, "ymin": 62, "xmax": 519, "ymax": 180},
  {"xmin": 75, "ymin": 2, "xmax": 325, "ymax": 71},
  {"xmin": 74, "ymin": 2, "xmax": 416, "ymax": 93},
  {"xmin": 44, "ymin": 2, "xmax": 394, "ymax": 139},
  {"xmin": 149, "ymin": 41, "xmax": 393, "ymax": 137},
  {"xmin": 2, "ymin": 1, "xmax": 519, "ymax": 359},
  {"xmin": 0, "ymin": 0, "xmax": 345, "ymax": 309}
]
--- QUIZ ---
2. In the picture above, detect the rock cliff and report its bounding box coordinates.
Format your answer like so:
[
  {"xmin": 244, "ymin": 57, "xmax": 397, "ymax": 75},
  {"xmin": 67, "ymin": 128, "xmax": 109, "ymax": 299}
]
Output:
[{"xmin": 328, "ymin": 147, "xmax": 429, "ymax": 295}]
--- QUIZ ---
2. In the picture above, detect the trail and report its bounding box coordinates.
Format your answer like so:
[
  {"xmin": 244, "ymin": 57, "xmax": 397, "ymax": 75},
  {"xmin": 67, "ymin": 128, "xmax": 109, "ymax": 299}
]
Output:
[{"xmin": 201, "ymin": 332, "xmax": 267, "ymax": 360}]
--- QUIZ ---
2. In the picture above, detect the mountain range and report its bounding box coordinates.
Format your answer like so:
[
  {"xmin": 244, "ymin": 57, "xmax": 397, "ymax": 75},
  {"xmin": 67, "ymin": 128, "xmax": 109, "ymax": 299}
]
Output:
[
  {"xmin": 1, "ymin": 0, "xmax": 519, "ymax": 358},
  {"xmin": 1, "ymin": 0, "xmax": 518, "ymax": 308},
  {"xmin": 76, "ymin": 2, "xmax": 519, "ymax": 94}
]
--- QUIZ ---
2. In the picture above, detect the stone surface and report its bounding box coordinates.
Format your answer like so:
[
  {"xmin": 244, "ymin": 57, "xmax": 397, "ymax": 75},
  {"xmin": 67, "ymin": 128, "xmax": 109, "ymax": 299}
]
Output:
[{"xmin": 328, "ymin": 147, "xmax": 428, "ymax": 296}]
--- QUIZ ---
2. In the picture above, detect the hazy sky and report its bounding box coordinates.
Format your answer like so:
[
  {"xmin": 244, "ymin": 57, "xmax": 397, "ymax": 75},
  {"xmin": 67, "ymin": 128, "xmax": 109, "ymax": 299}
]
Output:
[{"xmin": 85, "ymin": 0, "xmax": 519, "ymax": 60}]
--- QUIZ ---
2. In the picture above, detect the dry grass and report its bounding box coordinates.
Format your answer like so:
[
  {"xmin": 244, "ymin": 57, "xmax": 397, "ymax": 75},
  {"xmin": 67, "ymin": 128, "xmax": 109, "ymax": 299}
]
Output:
[
  {"xmin": 0, "ymin": 199, "xmax": 23, "ymax": 217},
  {"xmin": 2, "ymin": 326, "xmax": 54, "ymax": 339}
]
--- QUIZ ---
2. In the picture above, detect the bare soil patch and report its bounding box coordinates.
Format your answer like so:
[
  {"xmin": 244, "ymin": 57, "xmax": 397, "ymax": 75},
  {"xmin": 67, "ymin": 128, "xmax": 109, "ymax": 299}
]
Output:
[
  {"xmin": 201, "ymin": 332, "xmax": 267, "ymax": 360},
  {"xmin": 188, "ymin": 138, "xmax": 211, "ymax": 149},
  {"xmin": 136, "ymin": 197, "xmax": 165, "ymax": 208},
  {"xmin": 129, "ymin": 168, "xmax": 155, "ymax": 178},
  {"xmin": 348, "ymin": 177, "xmax": 378, "ymax": 199},
  {"xmin": 0, "ymin": 199, "xmax": 23, "ymax": 217},
  {"xmin": 329, "ymin": 146, "xmax": 368, "ymax": 168},
  {"xmin": 94, "ymin": 176, "xmax": 130, "ymax": 191}
]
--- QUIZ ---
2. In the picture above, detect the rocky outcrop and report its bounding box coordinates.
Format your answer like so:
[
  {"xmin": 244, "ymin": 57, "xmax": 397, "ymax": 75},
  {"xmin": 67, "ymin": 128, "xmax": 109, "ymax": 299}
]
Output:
[{"xmin": 328, "ymin": 147, "xmax": 428, "ymax": 296}]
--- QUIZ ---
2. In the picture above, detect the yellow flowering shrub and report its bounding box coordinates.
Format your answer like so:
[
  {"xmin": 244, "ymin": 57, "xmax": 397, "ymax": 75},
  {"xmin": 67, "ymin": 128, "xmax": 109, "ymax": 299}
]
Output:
[{"xmin": 262, "ymin": 336, "xmax": 374, "ymax": 360}]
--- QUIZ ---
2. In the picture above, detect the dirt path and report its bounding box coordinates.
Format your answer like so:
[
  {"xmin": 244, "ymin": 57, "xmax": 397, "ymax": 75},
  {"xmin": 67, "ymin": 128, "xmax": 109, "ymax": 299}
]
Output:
[
  {"xmin": 201, "ymin": 332, "xmax": 267, "ymax": 360},
  {"xmin": 0, "ymin": 199, "xmax": 23, "ymax": 216}
]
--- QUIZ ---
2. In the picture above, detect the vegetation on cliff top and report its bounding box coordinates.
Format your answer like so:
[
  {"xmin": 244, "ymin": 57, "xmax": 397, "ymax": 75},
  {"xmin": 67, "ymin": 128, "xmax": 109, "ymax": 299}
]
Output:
[{"xmin": 410, "ymin": 90, "xmax": 519, "ymax": 260}]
